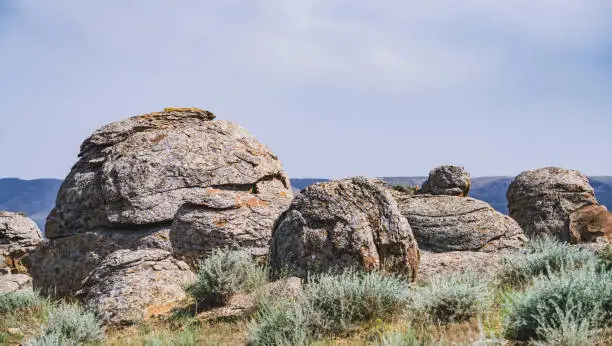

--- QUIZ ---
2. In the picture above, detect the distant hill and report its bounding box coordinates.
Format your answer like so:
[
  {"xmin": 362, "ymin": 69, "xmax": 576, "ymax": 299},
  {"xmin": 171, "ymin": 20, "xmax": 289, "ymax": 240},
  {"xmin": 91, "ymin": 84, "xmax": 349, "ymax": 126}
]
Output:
[
  {"xmin": 1, "ymin": 176, "xmax": 611, "ymax": 233},
  {"xmin": 0, "ymin": 178, "xmax": 62, "ymax": 230}
]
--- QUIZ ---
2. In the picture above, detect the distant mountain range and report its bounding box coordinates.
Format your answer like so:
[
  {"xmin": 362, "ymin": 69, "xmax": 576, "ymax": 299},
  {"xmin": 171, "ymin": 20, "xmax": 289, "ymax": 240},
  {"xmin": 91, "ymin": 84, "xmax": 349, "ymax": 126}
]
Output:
[{"xmin": 2, "ymin": 176, "xmax": 612, "ymax": 233}]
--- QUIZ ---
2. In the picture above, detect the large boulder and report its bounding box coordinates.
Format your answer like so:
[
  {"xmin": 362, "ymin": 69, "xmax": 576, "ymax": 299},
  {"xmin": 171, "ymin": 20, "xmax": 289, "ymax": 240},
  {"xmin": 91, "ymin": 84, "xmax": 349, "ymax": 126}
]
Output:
[
  {"xmin": 269, "ymin": 177, "xmax": 420, "ymax": 280},
  {"xmin": 393, "ymin": 194, "xmax": 526, "ymax": 252},
  {"xmin": 0, "ymin": 212, "xmax": 43, "ymax": 293},
  {"xmin": 32, "ymin": 108, "xmax": 293, "ymax": 323},
  {"xmin": 507, "ymin": 167, "xmax": 598, "ymax": 241},
  {"xmin": 420, "ymin": 165, "xmax": 471, "ymax": 197}
]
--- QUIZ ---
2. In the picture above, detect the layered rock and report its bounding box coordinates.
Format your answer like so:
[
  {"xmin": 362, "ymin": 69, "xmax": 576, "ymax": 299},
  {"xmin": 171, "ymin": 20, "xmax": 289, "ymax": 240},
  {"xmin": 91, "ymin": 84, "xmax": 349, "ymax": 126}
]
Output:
[
  {"xmin": 569, "ymin": 204, "xmax": 612, "ymax": 243},
  {"xmin": 420, "ymin": 165, "xmax": 471, "ymax": 197},
  {"xmin": 31, "ymin": 108, "xmax": 292, "ymax": 323},
  {"xmin": 507, "ymin": 167, "xmax": 598, "ymax": 241},
  {"xmin": 394, "ymin": 194, "xmax": 526, "ymax": 252},
  {"xmin": 0, "ymin": 212, "xmax": 43, "ymax": 293},
  {"xmin": 269, "ymin": 177, "xmax": 419, "ymax": 280}
]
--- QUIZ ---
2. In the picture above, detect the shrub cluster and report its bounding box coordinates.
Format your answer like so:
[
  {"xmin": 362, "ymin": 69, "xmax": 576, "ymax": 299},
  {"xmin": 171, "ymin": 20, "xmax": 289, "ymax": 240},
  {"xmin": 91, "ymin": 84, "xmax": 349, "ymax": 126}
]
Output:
[
  {"xmin": 0, "ymin": 291, "xmax": 47, "ymax": 314},
  {"xmin": 249, "ymin": 270, "xmax": 410, "ymax": 345},
  {"xmin": 185, "ymin": 248, "xmax": 267, "ymax": 306},
  {"xmin": 27, "ymin": 303, "xmax": 104, "ymax": 346},
  {"xmin": 498, "ymin": 236, "xmax": 596, "ymax": 286},
  {"xmin": 408, "ymin": 271, "xmax": 492, "ymax": 323},
  {"xmin": 504, "ymin": 262, "xmax": 612, "ymax": 343}
]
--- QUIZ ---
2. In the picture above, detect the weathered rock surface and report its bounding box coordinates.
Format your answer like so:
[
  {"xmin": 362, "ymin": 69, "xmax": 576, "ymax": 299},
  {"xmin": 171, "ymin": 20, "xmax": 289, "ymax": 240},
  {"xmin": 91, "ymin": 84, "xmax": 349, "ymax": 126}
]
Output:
[
  {"xmin": 393, "ymin": 193, "xmax": 526, "ymax": 252},
  {"xmin": 420, "ymin": 165, "xmax": 471, "ymax": 197},
  {"xmin": 0, "ymin": 212, "xmax": 43, "ymax": 293},
  {"xmin": 79, "ymin": 249, "xmax": 194, "ymax": 324},
  {"xmin": 269, "ymin": 177, "xmax": 419, "ymax": 280},
  {"xmin": 418, "ymin": 250, "xmax": 507, "ymax": 282},
  {"xmin": 569, "ymin": 204, "xmax": 612, "ymax": 243},
  {"xmin": 31, "ymin": 108, "xmax": 292, "ymax": 323},
  {"xmin": 507, "ymin": 167, "xmax": 598, "ymax": 241}
]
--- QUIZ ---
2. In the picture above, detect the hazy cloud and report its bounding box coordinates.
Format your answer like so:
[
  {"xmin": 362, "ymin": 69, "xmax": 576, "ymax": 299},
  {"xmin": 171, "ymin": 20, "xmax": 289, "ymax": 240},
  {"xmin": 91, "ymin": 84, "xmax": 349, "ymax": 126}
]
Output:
[{"xmin": 1, "ymin": 1, "xmax": 611, "ymax": 179}]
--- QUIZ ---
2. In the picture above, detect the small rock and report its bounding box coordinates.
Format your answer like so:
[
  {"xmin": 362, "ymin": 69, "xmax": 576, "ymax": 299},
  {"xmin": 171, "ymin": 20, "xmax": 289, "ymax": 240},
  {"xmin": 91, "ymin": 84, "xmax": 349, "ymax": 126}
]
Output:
[{"xmin": 420, "ymin": 165, "xmax": 471, "ymax": 197}]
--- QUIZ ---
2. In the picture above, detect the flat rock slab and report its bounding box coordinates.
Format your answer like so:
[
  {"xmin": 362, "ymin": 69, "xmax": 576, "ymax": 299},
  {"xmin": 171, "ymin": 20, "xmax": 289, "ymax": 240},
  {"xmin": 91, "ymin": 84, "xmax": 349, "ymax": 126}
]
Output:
[{"xmin": 394, "ymin": 194, "xmax": 526, "ymax": 252}]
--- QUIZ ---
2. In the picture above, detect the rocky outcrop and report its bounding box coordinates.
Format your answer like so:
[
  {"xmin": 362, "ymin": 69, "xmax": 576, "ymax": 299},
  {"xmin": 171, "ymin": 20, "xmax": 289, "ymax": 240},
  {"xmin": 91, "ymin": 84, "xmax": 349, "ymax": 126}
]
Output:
[
  {"xmin": 507, "ymin": 167, "xmax": 598, "ymax": 241},
  {"xmin": 394, "ymin": 194, "xmax": 526, "ymax": 252},
  {"xmin": 0, "ymin": 212, "xmax": 43, "ymax": 293},
  {"xmin": 569, "ymin": 204, "xmax": 612, "ymax": 243},
  {"xmin": 31, "ymin": 108, "xmax": 292, "ymax": 323},
  {"xmin": 79, "ymin": 249, "xmax": 194, "ymax": 324},
  {"xmin": 420, "ymin": 165, "xmax": 471, "ymax": 197},
  {"xmin": 269, "ymin": 177, "xmax": 419, "ymax": 280},
  {"xmin": 418, "ymin": 250, "xmax": 507, "ymax": 282}
]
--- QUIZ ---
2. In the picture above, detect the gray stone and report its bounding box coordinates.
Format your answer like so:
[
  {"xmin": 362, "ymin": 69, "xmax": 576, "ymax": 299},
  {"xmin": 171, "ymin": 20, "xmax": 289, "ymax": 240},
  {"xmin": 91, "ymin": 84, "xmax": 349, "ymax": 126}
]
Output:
[
  {"xmin": 269, "ymin": 177, "xmax": 419, "ymax": 280},
  {"xmin": 31, "ymin": 108, "xmax": 292, "ymax": 324},
  {"xmin": 0, "ymin": 212, "xmax": 43, "ymax": 293},
  {"xmin": 393, "ymin": 193, "xmax": 526, "ymax": 252},
  {"xmin": 507, "ymin": 167, "xmax": 598, "ymax": 241},
  {"xmin": 420, "ymin": 165, "xmax": 471, "ymax": 197},
  {"xmin": 79, "ymin": 249, "xmax": 194, "ymax": 324}
]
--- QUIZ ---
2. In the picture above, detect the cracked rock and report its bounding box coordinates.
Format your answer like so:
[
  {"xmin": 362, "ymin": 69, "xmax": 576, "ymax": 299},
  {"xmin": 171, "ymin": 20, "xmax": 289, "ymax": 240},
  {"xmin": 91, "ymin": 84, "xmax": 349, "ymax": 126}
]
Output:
[
  {"xmin": 392, "ymin": 192, "xmax": 526, "ymax": 252},
  {"xmin": 31, "ymin": 108, "xmax": 292, "ymax": 323},
  {"xmin": 0, "ymin": 212, "xmax": 43, "ymax": 293},
  {"xmin": 269, "ymin": 177, "xmax": 419, "ymax": 281}
]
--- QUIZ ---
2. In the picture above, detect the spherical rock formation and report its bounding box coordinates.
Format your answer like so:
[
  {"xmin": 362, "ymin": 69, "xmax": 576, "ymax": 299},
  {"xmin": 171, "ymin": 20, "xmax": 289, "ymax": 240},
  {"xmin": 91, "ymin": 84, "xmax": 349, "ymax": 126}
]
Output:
[
  {"xmin": 393, "ymin": 193, "xmax": 526, "ymax": 252},
  {"xmin": 0, "ymin": 212, "xmax": 43, "ymax": 293},
  {"xmin": 569, "ymin": 204, "xmax": 612, "ymax": 243},
  {"xmin": 507, "ymin": 167, "xmax": 598, "ymax": 241},
  {"xmin": 420, "ymin": 165, "xmax": 471, "ymax": 197},
  {"xmin": 31, "ymin": 108, "xmax": 293, "ymax": 323},
  {"xmin": 269, "ymin": 177, "xmax": 420, "ymax": 280}
]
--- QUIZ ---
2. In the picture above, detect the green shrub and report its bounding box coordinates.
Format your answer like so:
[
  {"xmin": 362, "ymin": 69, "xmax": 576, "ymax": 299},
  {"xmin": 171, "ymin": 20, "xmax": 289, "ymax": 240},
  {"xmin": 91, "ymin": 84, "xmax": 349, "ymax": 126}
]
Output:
[
  {"xmin": 504, "ymin": 262, "xmax": 612, "ymax": 341},
  {"xmin": 498, "ymin": 236, "xmax": 596, "ymax": 286},
  {"xmin": 408, "ymin": 271, "xmax": 492, "ymax": 323},
  {"xmin": 28, "ymin": 303, "xmax": 104, "ymax": 345},
  {"xmin": 186, "ymin": 248, "xmax": 267, "ymax": 306},
  {"xmin": 0, "ymin": 291, "xmax": 46, "ymax": 313},
  {"xmin": 305, "ymin": 270, "xmax": 410, "ymax": 334},
  {"xmin": 249, "ymin": 299, "xmax": 309, "ymax": 346}
]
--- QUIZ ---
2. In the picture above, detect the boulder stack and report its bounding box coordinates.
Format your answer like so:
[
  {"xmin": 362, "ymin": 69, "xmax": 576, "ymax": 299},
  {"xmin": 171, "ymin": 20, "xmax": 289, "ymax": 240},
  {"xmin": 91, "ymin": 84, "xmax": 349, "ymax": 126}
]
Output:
[
  {"xmin": 269, "ymin": 177, "xmax": 420, "ymax": 281},
  {"xmin": 507, "ymin": 167, "xmax": 598, "ymax": 241},
  {"xmin": 0, "ymin": 212, "xmax": 43, "ymax": 293},
  {"xmin": 420, "ymin": 165, "xmax": 471, "ymax": 197},
  {"xmin": 31, "ymin": 108, "xmax": 293, "ymax": 323}
]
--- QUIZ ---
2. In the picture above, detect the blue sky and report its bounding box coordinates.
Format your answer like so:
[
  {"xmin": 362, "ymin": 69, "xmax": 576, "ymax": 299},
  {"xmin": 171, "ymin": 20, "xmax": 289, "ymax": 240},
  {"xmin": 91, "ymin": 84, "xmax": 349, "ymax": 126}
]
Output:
[{"xmin": 1, "ymin": 1, "xmax": 611, "ymax": 179}]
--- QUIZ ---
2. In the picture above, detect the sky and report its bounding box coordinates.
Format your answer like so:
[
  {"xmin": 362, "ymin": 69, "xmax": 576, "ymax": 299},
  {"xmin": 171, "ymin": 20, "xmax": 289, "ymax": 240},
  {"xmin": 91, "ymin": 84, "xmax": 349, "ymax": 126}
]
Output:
[{"xmin": 1, "ymin": 1, "xmax": 611, "ymax": 180}]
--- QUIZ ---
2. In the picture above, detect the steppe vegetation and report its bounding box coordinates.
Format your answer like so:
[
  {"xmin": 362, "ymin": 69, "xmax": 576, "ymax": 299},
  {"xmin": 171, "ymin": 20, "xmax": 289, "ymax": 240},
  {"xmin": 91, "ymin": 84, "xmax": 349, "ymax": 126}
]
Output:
[{"xmin": 2, "ymin": 239, "xmax": 612, "ymax": 345}]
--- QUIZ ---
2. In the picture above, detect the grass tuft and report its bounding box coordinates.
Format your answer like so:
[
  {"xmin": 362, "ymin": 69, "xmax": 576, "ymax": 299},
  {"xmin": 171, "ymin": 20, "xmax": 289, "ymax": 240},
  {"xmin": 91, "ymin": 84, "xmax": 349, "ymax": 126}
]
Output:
[{"xmin": 28, "ymin": 303, "xmax": 104, "ymax": 345}]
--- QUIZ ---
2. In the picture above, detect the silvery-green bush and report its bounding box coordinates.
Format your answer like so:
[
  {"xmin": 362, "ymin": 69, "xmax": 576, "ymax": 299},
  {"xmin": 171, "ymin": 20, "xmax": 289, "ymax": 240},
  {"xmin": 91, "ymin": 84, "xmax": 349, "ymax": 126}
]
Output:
[
  {"xmin": 0, "ymin": 291, "xmax": 46, "ymax": 313},
  {"xmin": 498, "ymin": 236, "xmax": 596, "ymax": 286},
  {"xmin": 249, "ymin": 299, "xmax": 309, "ymax": 346},
  {"xmin": 186, "ymin": 248, "xmax": 267, "ymax": 306},
  {"xmin": 28, "ymin": 303, "xmax": 104, "ymax": 346},
  {"xmin": 504, "ymin": 262, "xmax": 612, "ymax": 342},
  {"xmin": 408, "ymin": 271, "xmax": 493, "ymax": 323},
  {"xmin": 305, "ymin": 270, "xmax": 410, "ymax": 334}
]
